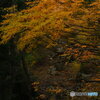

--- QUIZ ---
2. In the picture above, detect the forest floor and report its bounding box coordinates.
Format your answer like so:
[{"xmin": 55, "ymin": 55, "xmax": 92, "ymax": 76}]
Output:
[{"xmin": 31, "ymin": 63, "xmax": 100, "ymax": 100}]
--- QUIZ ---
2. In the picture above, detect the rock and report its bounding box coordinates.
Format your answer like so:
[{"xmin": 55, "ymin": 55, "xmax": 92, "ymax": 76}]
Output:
[{"xmin": 48, "ymin": 66, "xmax": 56, "ymax": 75}]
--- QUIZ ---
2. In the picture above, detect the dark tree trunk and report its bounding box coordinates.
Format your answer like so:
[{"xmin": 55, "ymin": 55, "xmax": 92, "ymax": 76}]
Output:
[{"xmin": 20, "ymin": 51, "xmax": 32, "ymax": 100}]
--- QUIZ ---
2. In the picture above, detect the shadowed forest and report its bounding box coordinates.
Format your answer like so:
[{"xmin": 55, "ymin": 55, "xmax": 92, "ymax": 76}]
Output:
[{"xmin": 0, "ymin": 0, "xmax": 100, "ymax": 100}]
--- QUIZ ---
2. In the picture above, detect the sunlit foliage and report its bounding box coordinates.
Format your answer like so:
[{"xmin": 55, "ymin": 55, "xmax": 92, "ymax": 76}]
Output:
[{"xmin": 0, "ymin": 0, "xmax": 99, "ymax": 52}]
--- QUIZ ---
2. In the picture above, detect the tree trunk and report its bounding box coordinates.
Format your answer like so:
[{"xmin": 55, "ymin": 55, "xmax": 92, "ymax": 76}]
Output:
[{"xmin": 20, "ymin": 51, "xmax": 32, "ymax": 100}]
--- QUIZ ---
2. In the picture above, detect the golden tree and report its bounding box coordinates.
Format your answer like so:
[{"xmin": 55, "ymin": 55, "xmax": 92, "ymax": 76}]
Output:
[{"xmin": 0, "ymin": 0, "xmax": 100, "ymax": 52}]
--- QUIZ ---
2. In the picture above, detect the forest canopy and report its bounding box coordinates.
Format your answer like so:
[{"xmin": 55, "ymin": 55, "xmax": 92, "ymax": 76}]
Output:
[{"xmin": 0, "ymin": 0, "xmax": 100, "ymax": 52}]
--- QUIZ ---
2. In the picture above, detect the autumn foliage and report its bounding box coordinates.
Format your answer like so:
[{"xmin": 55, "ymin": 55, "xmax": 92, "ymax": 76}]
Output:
[
  {"xmin": 0, "ymin": 0, "xmax": 100, "ymax": 52},
  {"xmin": 0, "ymin": 0, "xmax": 100, "ymax": 100}
]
